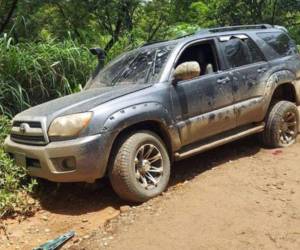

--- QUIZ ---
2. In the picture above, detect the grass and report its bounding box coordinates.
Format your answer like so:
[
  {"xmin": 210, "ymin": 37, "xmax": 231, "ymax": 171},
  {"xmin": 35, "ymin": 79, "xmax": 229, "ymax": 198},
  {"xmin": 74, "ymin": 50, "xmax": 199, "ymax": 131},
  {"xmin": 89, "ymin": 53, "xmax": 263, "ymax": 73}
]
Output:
[
  {"xmin": 0, "ymin": 35, "xmax": 94, "ymax": 117},
  {"xmin": 0, "ymin": 36, "xmax": 96, "ymax": 218},
  {"xmin": 0, "ymin": 36, "xmax": 96, "ymax": 217},
  {"xmin": 0, "ymin": 35, "xmax": 102, "ymax": 218},
  {"xmin": 0, "ymin": 116, "xmax": 38, "ymax": 218}
]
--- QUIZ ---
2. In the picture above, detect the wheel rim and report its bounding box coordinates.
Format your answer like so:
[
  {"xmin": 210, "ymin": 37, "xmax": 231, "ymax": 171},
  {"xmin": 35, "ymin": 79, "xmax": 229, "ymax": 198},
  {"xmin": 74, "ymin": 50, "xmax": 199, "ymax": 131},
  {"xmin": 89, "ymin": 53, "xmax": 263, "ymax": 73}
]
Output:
[
  {"xmin": 134, "ymin": 144, "xmax": 163, "ymax": 190},
  {"xmin": 279, "ymin": 111, "xmax": 297, "ymax": 145}
]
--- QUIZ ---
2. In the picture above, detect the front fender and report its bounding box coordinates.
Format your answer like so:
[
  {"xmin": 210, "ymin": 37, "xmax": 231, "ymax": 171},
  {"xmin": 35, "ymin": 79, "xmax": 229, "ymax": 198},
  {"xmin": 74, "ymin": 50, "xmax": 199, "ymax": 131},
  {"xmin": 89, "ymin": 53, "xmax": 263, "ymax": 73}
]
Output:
[{"xmin": 102, "ymin": 102, "xmax": 181, "ymax": 152}]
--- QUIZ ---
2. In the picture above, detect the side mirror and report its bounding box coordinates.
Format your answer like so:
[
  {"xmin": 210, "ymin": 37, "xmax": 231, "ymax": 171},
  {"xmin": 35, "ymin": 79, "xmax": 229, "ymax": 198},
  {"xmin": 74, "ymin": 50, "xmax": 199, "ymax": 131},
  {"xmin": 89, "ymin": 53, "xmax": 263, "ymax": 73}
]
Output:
[
  {"xmin": 173, "ymin": 61, "xmax": 201, "ymax": 83},
  {"xmin": 90, "ymin": 47, "xmax": 106, "ymax": 78}
]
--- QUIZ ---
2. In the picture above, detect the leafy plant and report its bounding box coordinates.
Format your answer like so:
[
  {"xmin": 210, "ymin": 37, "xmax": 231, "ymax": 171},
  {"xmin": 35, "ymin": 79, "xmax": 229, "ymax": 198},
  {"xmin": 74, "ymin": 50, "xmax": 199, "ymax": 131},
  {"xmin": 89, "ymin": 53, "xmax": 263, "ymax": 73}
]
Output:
[
  {"xmin": 0, "ymin": 116, "xmax": 37, "ymax": 218},
  {"xmin": 0, "ymin": 35, "xmax": 94, "ymax": 117}
]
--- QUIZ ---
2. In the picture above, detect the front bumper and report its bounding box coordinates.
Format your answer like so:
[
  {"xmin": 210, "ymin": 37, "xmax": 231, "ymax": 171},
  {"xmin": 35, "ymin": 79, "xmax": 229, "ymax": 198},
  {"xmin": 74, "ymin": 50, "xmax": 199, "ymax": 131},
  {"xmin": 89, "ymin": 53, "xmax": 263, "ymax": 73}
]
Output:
[{"xmin": 4, "ymin": 134, "xmax": 111, "ymax": 183}]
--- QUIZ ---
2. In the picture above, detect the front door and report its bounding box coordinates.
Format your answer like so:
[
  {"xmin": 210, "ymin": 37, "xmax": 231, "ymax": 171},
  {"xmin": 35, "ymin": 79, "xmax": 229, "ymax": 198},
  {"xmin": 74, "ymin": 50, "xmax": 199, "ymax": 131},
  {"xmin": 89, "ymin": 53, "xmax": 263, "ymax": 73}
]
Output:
[{"xmin": 171, "ymin": 40, "xmax": 235, "ymax": 146}]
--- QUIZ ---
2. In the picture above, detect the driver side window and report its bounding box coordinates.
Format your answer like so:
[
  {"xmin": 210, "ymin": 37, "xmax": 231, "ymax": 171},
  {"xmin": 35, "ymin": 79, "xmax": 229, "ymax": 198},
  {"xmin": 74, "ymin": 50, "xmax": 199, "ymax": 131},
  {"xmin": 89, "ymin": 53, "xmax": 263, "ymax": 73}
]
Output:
[{"xmin": 176, "ymin": 41, "xmax": 219, "ymax": 78}]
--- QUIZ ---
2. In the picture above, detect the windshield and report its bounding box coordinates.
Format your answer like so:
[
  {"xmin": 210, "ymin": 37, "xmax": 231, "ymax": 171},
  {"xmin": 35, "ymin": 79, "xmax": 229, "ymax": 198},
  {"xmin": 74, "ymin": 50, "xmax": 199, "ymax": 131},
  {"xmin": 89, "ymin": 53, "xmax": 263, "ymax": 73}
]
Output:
[{"xmin": 87, "ymin": 45, "xmax": 174, "ymax": 88}]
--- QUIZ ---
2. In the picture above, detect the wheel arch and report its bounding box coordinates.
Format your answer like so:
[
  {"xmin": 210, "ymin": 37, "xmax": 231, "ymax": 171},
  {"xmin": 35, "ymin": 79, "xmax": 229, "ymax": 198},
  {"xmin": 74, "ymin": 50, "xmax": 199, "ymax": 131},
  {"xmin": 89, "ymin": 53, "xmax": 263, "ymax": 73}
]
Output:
[
  {"xmin": 103, "ymin": 103, "xmax": 181, "ymax": 175},
  {"xmin": 263, "ymin": 70, "xmax": 300, "ymax": 117},
  {"xmin": 270, "ymin": 82, "xmax": 298, "ymax": 104},
  {"xmin": 112, "ymin": 120, "xmax": 173, "ymax": 156}
]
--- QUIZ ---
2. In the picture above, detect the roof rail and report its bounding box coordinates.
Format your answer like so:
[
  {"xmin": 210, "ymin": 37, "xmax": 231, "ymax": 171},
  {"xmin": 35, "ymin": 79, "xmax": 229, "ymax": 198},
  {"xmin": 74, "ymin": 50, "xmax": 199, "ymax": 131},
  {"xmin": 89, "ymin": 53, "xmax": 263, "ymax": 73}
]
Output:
[
  {"xmin": 204, "ymin": 24, "xmax": 272, "ymax": 33},
  {"xmin": 273, "ymin": 25, "xmax": 288, "ymax": 33},
  {"xmin": 141, "ymin": 40, "xmax": 167, "ymax": 47}
]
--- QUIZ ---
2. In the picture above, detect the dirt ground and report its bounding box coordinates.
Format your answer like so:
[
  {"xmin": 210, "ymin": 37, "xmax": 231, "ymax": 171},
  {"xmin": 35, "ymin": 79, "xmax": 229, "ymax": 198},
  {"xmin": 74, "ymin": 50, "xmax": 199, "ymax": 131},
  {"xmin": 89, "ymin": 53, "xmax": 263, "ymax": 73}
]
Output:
[{"xmin": 1, "ymin": 136, "xmax": 300, "ymax": 250}]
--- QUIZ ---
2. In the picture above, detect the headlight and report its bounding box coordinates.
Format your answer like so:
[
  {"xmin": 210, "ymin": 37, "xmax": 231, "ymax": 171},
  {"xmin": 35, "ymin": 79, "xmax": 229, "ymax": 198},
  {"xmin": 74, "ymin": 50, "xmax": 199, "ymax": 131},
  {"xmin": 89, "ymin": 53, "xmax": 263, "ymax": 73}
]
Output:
[{"xmin": 48, "ymin": 112, "xmax": 93, "ymax": 138}]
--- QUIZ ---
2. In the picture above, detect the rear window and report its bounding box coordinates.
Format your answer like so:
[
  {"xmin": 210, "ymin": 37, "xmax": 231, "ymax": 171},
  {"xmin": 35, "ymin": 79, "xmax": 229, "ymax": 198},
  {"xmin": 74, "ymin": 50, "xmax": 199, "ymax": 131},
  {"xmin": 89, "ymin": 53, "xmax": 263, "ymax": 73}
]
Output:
[{"xmin": 257, "ymin": 32, "xmax": 298, "ymax": 57}]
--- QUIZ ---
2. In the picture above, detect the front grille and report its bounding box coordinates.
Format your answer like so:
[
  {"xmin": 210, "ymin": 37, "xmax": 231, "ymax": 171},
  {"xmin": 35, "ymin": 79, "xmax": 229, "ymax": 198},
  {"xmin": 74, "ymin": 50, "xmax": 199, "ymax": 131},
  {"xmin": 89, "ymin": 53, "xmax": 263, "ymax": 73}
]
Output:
[
  {"xmin": 13, "ymin": 121, "xmax": 42, "ymax": 128},
  {"xmin": 11, "ymin": 134, "xmax": 45, "ymax": 142},
  {"xmin": 10, "ymin": 120, "xmax": 47, "ymax": 145}
]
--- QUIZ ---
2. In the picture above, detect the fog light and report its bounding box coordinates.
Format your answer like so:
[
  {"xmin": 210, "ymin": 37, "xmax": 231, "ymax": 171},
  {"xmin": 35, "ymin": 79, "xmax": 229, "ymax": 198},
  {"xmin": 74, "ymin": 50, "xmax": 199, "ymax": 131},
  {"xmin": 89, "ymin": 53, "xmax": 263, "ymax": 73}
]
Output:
[
  {"xmin": 62, "ymin": 157, "xmax": 76, "ymax": 171},
  {"xmin": 26, "ymin": 157, "xmax": 41, "ymax": 168}
]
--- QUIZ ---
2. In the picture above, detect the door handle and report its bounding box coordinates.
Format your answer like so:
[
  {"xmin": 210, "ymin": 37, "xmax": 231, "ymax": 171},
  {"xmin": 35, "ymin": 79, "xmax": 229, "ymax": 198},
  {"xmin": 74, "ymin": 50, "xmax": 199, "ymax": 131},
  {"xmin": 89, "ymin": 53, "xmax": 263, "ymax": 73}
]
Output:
[
  {"xmin": 217, "ymin": 77, "xmax": 230, "ymax": 84},
  {"xmin": 257, "ymin": 68, "xmax": 267, "ymax": 73}
]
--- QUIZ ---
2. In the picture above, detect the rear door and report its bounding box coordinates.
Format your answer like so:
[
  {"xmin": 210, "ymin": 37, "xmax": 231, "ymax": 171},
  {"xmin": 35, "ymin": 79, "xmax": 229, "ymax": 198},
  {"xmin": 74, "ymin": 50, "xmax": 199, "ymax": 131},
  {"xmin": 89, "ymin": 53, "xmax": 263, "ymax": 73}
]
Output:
[{"xmin": 218, "ymin": 35, "xmax": 270, "ymax": 127}]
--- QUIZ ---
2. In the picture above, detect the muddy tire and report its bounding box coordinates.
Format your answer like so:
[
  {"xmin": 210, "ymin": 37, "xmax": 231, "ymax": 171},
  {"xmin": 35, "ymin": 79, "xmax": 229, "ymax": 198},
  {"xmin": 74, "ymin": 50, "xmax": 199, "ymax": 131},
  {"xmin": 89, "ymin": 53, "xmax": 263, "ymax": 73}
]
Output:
[
  {"xmin": 262, "ymin": 101, "xmax": 299, "ymax": 148},
  {"xmin": 109, "ymin": 131, "xmax": 170, "ymax": 202}
]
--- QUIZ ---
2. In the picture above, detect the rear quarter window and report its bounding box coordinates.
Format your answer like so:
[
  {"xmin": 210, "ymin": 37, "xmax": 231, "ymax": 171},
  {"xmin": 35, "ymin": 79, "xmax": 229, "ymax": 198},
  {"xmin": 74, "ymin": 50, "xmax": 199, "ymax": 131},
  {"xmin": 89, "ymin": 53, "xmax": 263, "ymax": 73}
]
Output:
[{"xmin": 257, "ymin": 32, "xmax": 298, "ymax": 58}]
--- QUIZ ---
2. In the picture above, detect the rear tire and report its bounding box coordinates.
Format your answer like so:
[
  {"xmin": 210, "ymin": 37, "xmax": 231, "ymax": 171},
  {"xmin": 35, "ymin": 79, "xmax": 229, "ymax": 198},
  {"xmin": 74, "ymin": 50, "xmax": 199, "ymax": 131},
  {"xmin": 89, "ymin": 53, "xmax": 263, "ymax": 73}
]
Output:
[
  {"xmin": 109, "ymin": 131, "xmax": 170, "ymax": 202},
  {"xmin": 262, "ymin": 101, "xmax": 299, "ymax": 148}
]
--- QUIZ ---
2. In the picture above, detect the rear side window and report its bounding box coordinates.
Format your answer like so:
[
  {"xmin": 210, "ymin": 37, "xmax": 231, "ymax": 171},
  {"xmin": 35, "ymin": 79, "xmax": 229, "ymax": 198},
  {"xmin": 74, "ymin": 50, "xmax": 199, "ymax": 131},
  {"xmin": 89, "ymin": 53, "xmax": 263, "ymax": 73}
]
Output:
[
  {"xmin": 244, "ymin": 38, "xmax": 265, "ymax": 63},
  {"xmin": 220, "ymin": 37, "xmax": 264, "ymax": 68},
  {"xmin": 257, "ymin": 32, "xmax": 298, "ymax": 57}
]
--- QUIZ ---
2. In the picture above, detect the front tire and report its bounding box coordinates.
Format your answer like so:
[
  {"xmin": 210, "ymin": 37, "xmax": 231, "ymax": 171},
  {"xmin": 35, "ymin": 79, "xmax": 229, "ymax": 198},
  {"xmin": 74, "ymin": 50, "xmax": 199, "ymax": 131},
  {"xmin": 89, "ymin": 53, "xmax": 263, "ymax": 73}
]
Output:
[
  {"xmin": 109, "ymin": 131, "xmax": 170, "ymax": 202},
  {"xmin": 262, "ymin": 101, "xmax": 299, "ymax": 148}
]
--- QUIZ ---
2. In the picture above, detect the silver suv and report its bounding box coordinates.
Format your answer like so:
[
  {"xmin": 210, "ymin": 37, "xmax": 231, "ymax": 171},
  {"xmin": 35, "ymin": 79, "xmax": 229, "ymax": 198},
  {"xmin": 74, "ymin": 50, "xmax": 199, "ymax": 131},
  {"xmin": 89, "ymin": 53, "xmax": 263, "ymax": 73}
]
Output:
[{"xmin": 5, "ymin": 24, "xmax": 300, "ymax": 202}]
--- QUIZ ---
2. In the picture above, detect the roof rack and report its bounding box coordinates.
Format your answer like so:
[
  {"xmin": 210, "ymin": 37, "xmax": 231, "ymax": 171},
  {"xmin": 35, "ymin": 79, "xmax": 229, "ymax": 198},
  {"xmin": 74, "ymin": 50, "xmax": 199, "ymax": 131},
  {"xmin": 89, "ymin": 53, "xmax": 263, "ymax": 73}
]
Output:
[
  {"xmin": 201, "ymin": 24, "xmax": 272, "ymax": 33},
  {"xmin": 141, "ymin": 40, "xmax": 167, "ymax": 47},
  {"xmin": 141, "ymin": 24, "xmax": 276, "ymax": 48}
]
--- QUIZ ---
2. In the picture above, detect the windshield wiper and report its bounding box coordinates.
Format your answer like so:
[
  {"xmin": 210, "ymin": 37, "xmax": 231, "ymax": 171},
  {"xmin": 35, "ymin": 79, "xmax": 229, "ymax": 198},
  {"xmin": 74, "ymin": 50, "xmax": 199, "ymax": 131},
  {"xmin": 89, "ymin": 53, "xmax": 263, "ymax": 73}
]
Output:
[
  {"xmin": 144, "ymin": 50, "xmax": 158, "ymax": 83},
  {"xmin": 110, "ymin": 53, "xmax": 141, "ymax": 86}
]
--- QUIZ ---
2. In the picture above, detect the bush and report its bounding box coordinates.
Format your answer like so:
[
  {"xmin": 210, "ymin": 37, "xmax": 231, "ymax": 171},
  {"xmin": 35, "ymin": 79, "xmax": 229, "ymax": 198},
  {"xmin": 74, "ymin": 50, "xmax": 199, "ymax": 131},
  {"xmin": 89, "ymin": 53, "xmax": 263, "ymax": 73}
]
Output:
[
  {"xmin": 0, "ymin": 37, "xmax": 112, "ymax": 217},
  {"xmin": 0, "ymin": 116, "xmax": 10, "ymax": 142},
  {"xmin": 0, "ymin": 116, "xmax": 37, "ymax": 218},
  {"xmin": 0, "ymin": 35, "xmax": 95, "ymax": 117}
]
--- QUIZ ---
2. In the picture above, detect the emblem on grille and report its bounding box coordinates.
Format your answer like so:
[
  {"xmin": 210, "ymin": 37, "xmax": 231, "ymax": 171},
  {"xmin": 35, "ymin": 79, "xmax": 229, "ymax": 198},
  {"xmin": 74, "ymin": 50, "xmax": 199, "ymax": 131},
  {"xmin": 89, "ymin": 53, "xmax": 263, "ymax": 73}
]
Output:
[{"xmin": 19, "ymin": 123, "xmax": 29, "ymax": 134}]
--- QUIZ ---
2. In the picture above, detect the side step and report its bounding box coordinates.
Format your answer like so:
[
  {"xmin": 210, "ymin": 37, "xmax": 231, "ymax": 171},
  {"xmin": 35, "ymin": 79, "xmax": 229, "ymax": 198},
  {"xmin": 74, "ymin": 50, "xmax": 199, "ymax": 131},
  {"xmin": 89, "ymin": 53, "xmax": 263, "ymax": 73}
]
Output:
[{"xmin": 175, "ymin": 123, "xmax": 265, "ymax": 160}]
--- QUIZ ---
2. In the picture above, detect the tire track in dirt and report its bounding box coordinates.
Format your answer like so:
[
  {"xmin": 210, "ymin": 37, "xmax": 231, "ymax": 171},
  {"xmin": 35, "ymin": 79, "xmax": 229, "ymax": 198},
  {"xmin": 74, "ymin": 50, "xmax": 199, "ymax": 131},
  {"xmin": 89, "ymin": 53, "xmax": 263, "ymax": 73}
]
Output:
[
  {"xmin": 77, "ymin": 138, "xmax": 300, "ymax": 250},
  {"xmin": 1, "ymin": 137, "xmax": 300, "ymax": 250}
]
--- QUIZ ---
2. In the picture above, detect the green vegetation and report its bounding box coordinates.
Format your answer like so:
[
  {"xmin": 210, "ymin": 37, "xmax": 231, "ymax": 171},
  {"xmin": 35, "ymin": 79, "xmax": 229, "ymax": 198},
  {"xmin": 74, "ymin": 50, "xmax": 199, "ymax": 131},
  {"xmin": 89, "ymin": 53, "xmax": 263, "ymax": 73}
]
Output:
[
  {"xmin": 0, "ymin": 0, "xmax": 299, "ymax": 217},
  {"xmin": 0, "ymin": 116, "xmax": 37, "ymax": 218},
  {"xmin": 0, "ymin": 36, "xmax": 94, "ymax": 116},
  {"xmin": 0, "ymin": 0, "xmax": 299, "ymax": 117}
]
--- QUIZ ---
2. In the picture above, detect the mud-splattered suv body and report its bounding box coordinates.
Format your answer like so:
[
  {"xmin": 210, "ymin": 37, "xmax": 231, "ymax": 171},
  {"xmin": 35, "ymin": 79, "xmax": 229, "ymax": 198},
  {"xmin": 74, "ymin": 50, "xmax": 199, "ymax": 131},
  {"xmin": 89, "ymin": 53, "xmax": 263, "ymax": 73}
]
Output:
[{"xmin": 5, "ymin": 24, "xmax": 300, "ymax": 202}]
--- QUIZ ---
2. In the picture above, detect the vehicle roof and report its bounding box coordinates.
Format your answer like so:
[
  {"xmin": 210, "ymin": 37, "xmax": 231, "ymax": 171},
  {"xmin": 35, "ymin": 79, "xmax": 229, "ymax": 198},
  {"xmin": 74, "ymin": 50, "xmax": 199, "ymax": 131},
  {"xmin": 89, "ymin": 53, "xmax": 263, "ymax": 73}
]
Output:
[{"xmin": 142, "ymin": 24, "xmax": 287, "ymax": 49}]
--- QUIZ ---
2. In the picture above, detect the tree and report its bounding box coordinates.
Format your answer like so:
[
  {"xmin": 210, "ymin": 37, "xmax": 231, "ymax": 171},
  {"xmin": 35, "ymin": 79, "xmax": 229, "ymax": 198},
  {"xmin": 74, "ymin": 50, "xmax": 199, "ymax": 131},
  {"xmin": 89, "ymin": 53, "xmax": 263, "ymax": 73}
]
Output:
[
  {"xmin": 0, "ymin": 0, "xmax": 299, "ymax": 48},
  {"xmin": 0, "ymin": 0, "xmax": 19, "ymax": 34},
  {"xmin": 89, "ymin": 0, "xmax": 140, "ymax": 51}
]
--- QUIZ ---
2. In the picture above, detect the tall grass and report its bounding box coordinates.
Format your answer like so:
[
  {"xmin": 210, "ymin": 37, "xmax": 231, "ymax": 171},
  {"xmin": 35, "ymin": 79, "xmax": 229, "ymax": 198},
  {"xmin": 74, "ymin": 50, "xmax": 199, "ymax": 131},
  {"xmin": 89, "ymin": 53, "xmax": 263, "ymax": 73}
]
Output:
[
  {"xmin": 0, "ymin": 35, "xmax": 94, "ymax": 117},
  {"xmin": 0, "ymin": 37, "xmax": 96, "ymax": 216}
]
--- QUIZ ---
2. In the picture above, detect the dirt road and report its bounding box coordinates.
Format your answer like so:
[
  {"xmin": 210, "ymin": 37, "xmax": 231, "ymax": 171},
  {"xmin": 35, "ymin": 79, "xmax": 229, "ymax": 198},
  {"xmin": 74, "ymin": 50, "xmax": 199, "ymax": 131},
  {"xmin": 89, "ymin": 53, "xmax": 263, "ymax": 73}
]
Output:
[{"xmin": 1, "ymin": 137, "xmax": 300, "ymax": 249}]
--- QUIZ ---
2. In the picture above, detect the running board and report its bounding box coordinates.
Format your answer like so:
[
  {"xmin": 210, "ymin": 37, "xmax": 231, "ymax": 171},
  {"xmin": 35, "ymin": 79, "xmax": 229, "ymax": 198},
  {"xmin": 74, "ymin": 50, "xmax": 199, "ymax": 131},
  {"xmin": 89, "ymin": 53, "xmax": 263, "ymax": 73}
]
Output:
[{"xmin": 175, "ymin": 123, "xmax": 265, "ymax": 160}]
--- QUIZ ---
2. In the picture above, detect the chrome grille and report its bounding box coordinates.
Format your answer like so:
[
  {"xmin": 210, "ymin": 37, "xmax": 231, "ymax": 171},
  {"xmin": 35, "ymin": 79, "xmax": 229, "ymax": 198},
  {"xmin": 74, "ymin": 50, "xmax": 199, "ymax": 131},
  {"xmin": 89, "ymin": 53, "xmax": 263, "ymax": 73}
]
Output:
[{"xmin": 10, "ymin": 120, "xmax": 47, "ymax": 145}]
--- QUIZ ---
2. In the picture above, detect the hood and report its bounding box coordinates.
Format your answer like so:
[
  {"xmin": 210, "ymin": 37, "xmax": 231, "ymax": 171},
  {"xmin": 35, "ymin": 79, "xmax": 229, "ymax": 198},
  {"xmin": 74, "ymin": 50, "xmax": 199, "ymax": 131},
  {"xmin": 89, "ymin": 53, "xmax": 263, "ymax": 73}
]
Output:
[{"xmin": 16, "ymin": 84, "xmax": 151, "ymax": 122}]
